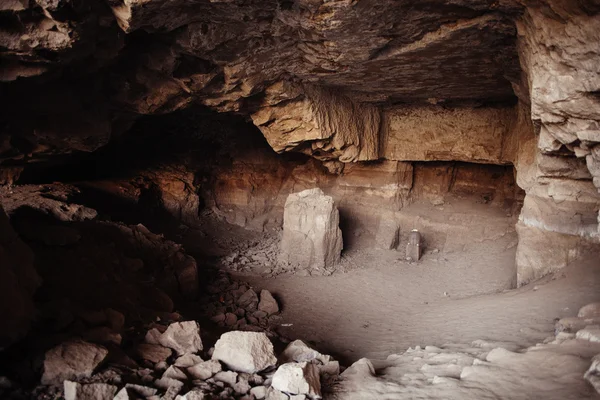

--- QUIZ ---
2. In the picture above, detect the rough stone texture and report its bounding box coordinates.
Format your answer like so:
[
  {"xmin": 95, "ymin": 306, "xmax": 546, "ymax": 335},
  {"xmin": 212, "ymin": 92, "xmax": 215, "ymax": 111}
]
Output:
[
  {"xmin": 272, "ymin": 362, "xmax": 322, "ymax": 399},
  {"xmin": 0, "ymin": 204, "xmax": 40, "ymax": 349},
  {"xmin": 211, "ymin": 331, "xmax": 277, "ymax": 374},
  {"xmin": 382, "ymin": 106, "xmax": 517, "ymax": 164},
  {"xmin": 252, "ymin": 83, "xmax": 381, "ymax": 162},
  {"xmin": 41, "ymin": 340, "xmax": 108, "ymax": 385},
  {"xmin": 64, "ymin": 381, "xmax": 117, "ymax": 400},
  {"xmin": 513, "ymin": 1, "xmax": 600, "ymax": 283},
  {"xmin": 188, "ymin": 360, "xmax": 222, "ymax": 380},
  {"xmin": 157, "ymin": 321, "xmax": 203, "ymax": 356},
  {"xmin": 374, "ymin": 212, "xmax": 401, "ymax": 250},
  {"xmin": 584, "ymin": 354, "xmax": 600, "ymax": 395},
  {"xmin": 279, "ymin": 189, "xmax": 343, "ymax": 271},
  {"xmin": 258, "ymin": 290, "xmax": 279, "ymax": 316}
]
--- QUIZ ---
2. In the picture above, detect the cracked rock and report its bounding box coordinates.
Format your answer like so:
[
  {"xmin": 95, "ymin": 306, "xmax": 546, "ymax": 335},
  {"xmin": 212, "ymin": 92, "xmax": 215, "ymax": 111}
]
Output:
[
  {"xmin": 41, "ymin": 340, "xmax": 108, "ymax": 385},
  {"xmin": 212, "ymin": 331, "xmax": 277, "ymax": 373},
  {"xmin": 272, "ymin": 362, "xmax": 321, "ymax": 399}
]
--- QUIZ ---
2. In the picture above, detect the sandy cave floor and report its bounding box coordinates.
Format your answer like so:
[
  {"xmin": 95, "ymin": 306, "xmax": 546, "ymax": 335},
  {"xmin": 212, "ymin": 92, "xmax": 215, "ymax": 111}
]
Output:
[{"xmin": 175, "ymin": 197, "xmax": 600, "ymax": 365}]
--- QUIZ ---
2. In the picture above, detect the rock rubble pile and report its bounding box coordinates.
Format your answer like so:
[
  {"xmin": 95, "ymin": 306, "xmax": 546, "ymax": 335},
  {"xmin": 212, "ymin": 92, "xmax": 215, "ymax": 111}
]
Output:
[{"xmin": 0, "ymin": 317, "xmax": 340, "ymax": 400}]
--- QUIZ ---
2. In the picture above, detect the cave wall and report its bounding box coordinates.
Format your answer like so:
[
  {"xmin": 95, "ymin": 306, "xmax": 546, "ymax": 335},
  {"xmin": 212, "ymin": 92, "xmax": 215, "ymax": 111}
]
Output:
[{"xmin": 1, "ymin": 0, "xmax": 599, "ymax": 290}]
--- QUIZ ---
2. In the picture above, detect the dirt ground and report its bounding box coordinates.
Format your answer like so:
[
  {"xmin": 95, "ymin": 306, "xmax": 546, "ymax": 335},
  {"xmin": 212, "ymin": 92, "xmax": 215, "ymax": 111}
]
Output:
[{"xmin": 180, "ymin": 196, "xmax": 600, "ymax": 365}]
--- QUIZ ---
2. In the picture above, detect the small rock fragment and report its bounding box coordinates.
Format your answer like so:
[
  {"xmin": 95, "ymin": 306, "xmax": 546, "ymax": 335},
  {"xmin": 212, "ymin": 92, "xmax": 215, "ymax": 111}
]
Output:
[
  {"xmin": 176, "ymin": 389, "xmax": 206, "ymax": 400},
  {"xmin": 234, "ymin": 375, "xmax": 251, "ymax": 395},
  {"xmin": 272, "ymin": 362, "xmax": 321, "ymax": 399},
  {"xmin": 188, "ymin": 360, "xmax": 222, "ymax": 380},
  {"xmin": 64, "ymin": 381, "xmax": 117, "ymax": 400},
  {"xmin": 258, "ymin": 290, "xmax": 279, "ymax": 315},
  {"xmin": 163, "ymin": 365, "xmax": 188, "ymax": 381},
  {"xmin": 159, "ymin": 321, "xmax": 203, "ymax": 355},
  {"xmin": 175, "ymin": 353, "xmax": 203, "ymax": 368},
  {"xmin": 251, "ymin": 386, "xmax": 268, "ymax": 399},
  {"xmin": 214, "ymin": 370, "xmax": 238, "ymax": 386},
  {"xmin": 266, "ymin": 387, "xmax": 290, "ymax": 400},
  {"xmin": 42, "ymin": 340, "xmax": 108, "ymax": 385},
  {"xmin": 212, "ymin": 331, "xmax": 277, "ymax": 373}
]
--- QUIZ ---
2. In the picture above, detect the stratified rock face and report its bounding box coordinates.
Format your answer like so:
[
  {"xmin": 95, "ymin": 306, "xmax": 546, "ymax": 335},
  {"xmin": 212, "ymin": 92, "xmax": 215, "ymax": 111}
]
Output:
[
  {"xmin": 0, "ymin": 0, "xmax": 521, "ymax": 164},
  {"xmin": 279, "ymin": 188, "xmax": 343, "ymax": 271},
  {"xmin": 0, "ymin": 204, "xmax": 40, "ymax": 349},
  {"xmin": 513, "ymin": 1, "xmax": 600, "ymax": 284},
  {"xmin": 252, "ymin": 83, "xmax": 381, "ymax": 162}
]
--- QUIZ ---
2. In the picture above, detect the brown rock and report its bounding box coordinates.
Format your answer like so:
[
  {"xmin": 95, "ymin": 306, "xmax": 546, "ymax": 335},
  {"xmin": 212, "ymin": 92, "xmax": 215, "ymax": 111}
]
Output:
[
  {"xmin": 258, "ymin": 290, "xmax": 279, "ymax": 316},
  {"xmin": 41, "ymin": 340, "xmax": 108, "ymax": 385}
]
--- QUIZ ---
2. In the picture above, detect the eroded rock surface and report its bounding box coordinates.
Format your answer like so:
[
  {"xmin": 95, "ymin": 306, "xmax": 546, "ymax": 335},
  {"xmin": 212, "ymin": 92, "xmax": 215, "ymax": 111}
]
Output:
[{"xmin": 279, "ymin": 189, "xmax": 343, "ymax": 272}]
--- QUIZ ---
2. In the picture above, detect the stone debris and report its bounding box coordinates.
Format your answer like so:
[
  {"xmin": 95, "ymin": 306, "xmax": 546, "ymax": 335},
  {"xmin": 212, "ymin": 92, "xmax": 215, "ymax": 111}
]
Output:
[
  {"xmin": 259, "ymin": 290, "xmax": 280, "ymax": 315},
  {"xmin": 212, "ymin": 331, "xmax": 278, "ymax": 373},
  {"xmin": 188, "ymin": 360, "xmax": 222, "ymax": 380},
  {"xmin": 63, "ymin": 381, "xmax": 117, "ymax": 400},
  {"xmin": 279, "ymin": 188, "xmax": 343, "ymax": 271},
  {"xmin": 200, "ymin": 275, "xmax": 282, "ymax": 334},
  {"xmin": 576, "ymin": 325, "xmax": 600, "ymax": 343},
  {"xmin": 214, "ymin": 370, "xmax": 238, "ymax": 386},
  {"xmin": 272, "ymin": 362, "xmax": 322, "ymax": 399},
  {"xmin": 175, "ymin": 353, "xmax": 203, "ymax": 368},
  {"xmin": 157, "ymin": 321, "xmax": 203, "ymax": 355},
  {"xmin": 41, "ymin": 340, "xmax": 109, "ymax": 385}
]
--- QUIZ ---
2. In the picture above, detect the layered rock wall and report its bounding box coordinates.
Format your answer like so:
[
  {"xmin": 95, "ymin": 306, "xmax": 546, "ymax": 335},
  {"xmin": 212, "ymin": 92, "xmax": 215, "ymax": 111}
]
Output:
[{"xmin": 513, "ymin": 1, "xmax": 600, "ymax": 285}]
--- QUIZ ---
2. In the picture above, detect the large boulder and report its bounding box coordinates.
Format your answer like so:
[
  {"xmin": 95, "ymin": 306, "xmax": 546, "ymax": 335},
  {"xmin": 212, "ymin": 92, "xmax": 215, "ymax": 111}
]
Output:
[
  {"xmin": 279, "ymin": 188, "xmax": 343, "ymax": 271},
  {"xmin": 211, "ymin": 331, "xmax": 277, "ymax": 374},
  {"xmin": 41, "ymin": 340, "xmax": 108, "ymax": 385}
]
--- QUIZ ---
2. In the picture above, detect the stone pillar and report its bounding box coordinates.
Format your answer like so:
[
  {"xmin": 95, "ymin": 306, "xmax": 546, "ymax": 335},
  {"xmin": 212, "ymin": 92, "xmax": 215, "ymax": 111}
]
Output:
[{"xmin": 279, "ymin": 188, "xmax": 343, "ymax": 271}]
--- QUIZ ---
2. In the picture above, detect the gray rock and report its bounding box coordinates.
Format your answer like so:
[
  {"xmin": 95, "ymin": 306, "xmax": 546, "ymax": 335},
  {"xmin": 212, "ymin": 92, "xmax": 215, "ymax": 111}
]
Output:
[
  {"xmin": 158, "ymin": 321, "xmax": 203, "ymax": 355},
  {"xmin": 250, "ymin": 386, "xmax": 268, "ymax": 399},
  {"xmin": 266, "ymin": 387, "xmax": 290, "ymax": 400},
  {"xmin": 214, "ymin": 370, "xmax": 238, "ymax": 386},
  {"xmin": 176, "ymin": 389, "xmax": 206, "ymax": 400},
  {"xmin": 188, "ymin": 360, "xmax": 222, "ymax": 380},
  {"xmin": 163, "ymin": 365, "xmax": 188, "ymax": 381},
  {"xmin": 258, "ymin": 290, "xmax": 279, "ymax": 315},
  {"xmin": 272, "ymin": 362, "xmax": 321, "ymax": 399},
  {"xmin": 212, "ymin": 331, "xmax": 277, "ymax": 373},
  {"xmin": 63, "ymin": 381, "xmax": 117, "ymax": 400},
  {"xmin": 279, "ymin": 189, "xmax": 343, "ymax": 270},
  {"xmin": 175, "ymin": 353, "xmax": 203, "ymax": 368},
  {"xmin": 41, "ymin": 340, "xmax": 108, "ymax": 385}
]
